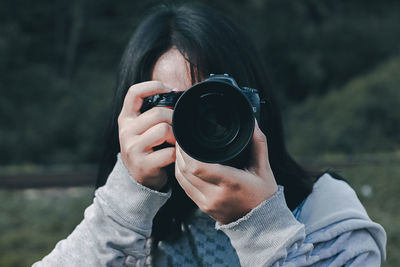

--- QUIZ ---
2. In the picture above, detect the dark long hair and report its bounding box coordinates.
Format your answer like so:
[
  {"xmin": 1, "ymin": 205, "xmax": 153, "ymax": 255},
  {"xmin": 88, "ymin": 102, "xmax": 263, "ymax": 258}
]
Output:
[{"xmin": 97, "ymin": 3, "xmax": 316, "ymax": 241}]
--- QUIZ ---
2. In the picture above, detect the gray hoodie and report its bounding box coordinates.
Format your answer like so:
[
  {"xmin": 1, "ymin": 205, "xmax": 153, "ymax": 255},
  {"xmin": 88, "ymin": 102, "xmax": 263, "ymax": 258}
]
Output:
[{"xmin": 33, "ymin": 154, "xmax": 386, "ymax": 266}]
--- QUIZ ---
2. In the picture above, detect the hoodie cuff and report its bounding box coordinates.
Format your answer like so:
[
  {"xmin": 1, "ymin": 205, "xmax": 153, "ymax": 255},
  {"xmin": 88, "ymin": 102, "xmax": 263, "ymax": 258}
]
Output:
[
  {"xmin": 216, "ymin": 186, "xmax": 304, "ymax": 266},
  {"xmin": 96, "ymin": 154, "xmax": 171, "ymax": 231}
]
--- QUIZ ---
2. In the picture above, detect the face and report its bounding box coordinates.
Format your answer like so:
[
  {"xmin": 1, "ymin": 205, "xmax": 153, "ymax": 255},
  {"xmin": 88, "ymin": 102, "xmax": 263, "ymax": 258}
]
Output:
[{"xmin": 151, "ymin": 48, "xmax": 193, "ymax": 91}]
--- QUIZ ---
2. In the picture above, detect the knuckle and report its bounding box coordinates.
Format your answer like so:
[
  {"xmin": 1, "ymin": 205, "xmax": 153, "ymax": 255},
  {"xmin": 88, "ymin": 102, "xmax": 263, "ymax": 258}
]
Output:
[
  {"xmin": 137, "ymin": 166, "xmax": 147, "ymax": 178},
  {"xmin": 200, "ymin": 199, "xmax": 221, "ymax": 214},
  {"xmin": 176, "ymin": 159, "xmax": 186, "ymax": 173},
  {"xmin": 226, "ymin": 180, "xmax": 241, "ymax": 192},
  {"xmin": 192, "ymin": 166, "xmax": 204, "ymax": 177},
  {"xmin": 167, "ymin": 147, "xmax": 176, "ymax": 160},
  {"xmin": 119, "ymin": 139, "xmax": 128, "ymax": 153},
  {"xmin": 152, "ymin": 107, "xmax": 171, "ymax": 120},
  {"xmin": 210, "ymin": 193, "xmax": 223, "ymax": 206},
  {"xmin": 127, "ymin": 84, "xmax": 139, "ymax": 95},
  {"xmin": 126, "ymin": 90, "xmax": 137, "ymax": 103},
  {"xmin": 151, "ymin": 107, "xmax": 164, "ymax": 118},
  {"xmin": 261, "ymin": 133, "xmax": 267, "ymax": 142},
  {"xmin": 180, "ymin": 165, "xmax": 189, "ymax": 175},
  {"xmin": 152, "ymin": 81, "xmax": 164, "ymax": 88},
  {"xmin": 117, "ymin": 114, "xmax": 123, "ymax": 125},
  {"xmin": 124, "ymin": 145, "xmax": 134, "ymax": 156},
  {"xmin": 158, "ymin": 122, "xmax": 170, "ymax": 136},
  {"xmin": 134, "ymin": 157, "xmax": 145, "ymax": 171},
  {"xmin": 192, "ymin": 162, "xmax": 207, "ymax": 177},
  {"xmin": 175, "ymin": 168, "xmax": 184, "ymax": 180},
  {"xmin": 256, "ymin": 129, "xmax": 267, "ymax": 142},
  {"xmin": 125, "ymin": 140, "xmax": 139, "ymax": 154},
  {"xmin": 186, "ymin": 163, "xmax": 202, "ymax": 176},
  {"xmin": 199, "ymin": 202, "xmax": 212, "ymax": 214},
  {"xmin": 118, "ymin": 127, "xmax": 128, "ymax": 140}
]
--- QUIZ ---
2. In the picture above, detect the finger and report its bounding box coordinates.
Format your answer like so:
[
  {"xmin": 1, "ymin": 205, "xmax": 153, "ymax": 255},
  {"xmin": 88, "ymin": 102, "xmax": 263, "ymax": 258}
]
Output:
[
  {"xmin": 145, "ymin": 146, "xmax": 176, "ymax": 168},
  {"xmin": 250, "ymin": 119, "xmax": 270, "ymax": 172},
  {"xmin": 120, "ymin": 81, "xmax": 171, "ymax": 118},
  {"xmin": 175, "ymin": 158, "xmax": 206, "ymax": 203},
  {"xmin": 176, "ymin": 144, "xmax": 237, "ymax": 185},
  {"xmin": 175, "ymin": 145, "xmax": 217, "ymax": 191},
  {"xmin": 138, "ymin": 122, "xmax": 176, "ymax": 152},
  {"xmin": 118, "ymin": 107, "xmax": 173, "ymax": 146},
  {"xmin": 133, "ymin": 107, "xmax": 174, "ymax": 135}
]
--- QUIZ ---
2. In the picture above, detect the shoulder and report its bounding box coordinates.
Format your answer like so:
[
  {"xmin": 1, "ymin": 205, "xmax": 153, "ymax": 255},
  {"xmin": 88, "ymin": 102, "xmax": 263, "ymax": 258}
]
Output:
[
  {"xmin": 295, "ymin": 173, "xmax": 386, "ymax": 259},
  {"xmin": 297, "ymin": 173, "xmax": 370, "ymax": 233}
]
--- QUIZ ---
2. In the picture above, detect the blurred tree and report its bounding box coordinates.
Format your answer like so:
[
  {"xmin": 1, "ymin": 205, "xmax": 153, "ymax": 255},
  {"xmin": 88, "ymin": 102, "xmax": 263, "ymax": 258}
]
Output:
[
  {"xmin": 247, "ymin": 0, "xmax": 400, "ymax": 102},
  {"xmin": 1, "ymin": 0, "xmax": 399, "ymax": 164},
  {"xmin": 286, "ymin": 56, "xmax": 400, "ymax": 156}
]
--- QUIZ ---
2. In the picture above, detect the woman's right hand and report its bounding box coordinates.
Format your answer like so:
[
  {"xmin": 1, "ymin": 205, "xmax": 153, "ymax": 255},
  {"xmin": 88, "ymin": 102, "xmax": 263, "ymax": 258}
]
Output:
[{"xmin": 118, "ymin": 81, "xmax": 176, "ymax": 191}]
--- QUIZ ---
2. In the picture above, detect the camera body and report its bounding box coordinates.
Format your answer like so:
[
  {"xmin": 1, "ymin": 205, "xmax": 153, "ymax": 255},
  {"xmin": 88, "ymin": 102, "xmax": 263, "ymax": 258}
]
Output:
[
  {"xmin": 141, "ymin": 74, "xmax": 261, "ymax": 168},
  {"xmin": 141, "ymin": 74, "xmax": 260, "ymax": 120}
]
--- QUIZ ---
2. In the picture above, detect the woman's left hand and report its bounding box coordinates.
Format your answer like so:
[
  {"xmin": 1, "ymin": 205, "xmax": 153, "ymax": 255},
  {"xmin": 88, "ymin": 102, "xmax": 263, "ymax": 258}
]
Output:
[{"xmin": 175, "ymin": 120, "xmax": 278, "ymax": 224}]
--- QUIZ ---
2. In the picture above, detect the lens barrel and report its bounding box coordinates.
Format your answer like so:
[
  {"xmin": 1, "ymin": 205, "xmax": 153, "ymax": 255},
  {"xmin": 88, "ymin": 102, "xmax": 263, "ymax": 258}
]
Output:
[{"xmin": 172, "ymin": 78, "xmax": 256, "ymax": 168}]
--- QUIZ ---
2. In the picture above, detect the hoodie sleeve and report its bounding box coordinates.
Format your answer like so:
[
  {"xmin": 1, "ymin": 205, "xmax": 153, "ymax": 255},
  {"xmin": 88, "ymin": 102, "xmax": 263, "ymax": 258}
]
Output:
[
  {"xmin": 216, "ymin": 186, "xmax": 386, "ymax": 266},
  {"xmin": 32, "ymin": 154, "xmax": 171, "ymax": 267}
]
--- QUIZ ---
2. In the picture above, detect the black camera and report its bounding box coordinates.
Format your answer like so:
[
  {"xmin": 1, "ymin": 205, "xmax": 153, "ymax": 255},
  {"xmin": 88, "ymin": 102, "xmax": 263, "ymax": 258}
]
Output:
[{"xmin": 141, "ymin": 74, "xmax": 261, "ymax": 168}]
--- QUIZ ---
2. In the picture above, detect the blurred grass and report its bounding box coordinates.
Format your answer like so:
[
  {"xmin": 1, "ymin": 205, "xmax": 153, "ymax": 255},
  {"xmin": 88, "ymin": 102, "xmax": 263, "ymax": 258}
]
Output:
[
  {"xmin": 0, "ymin": 155, "xmax": 398, "ymax": 266},
  {"xmin": 0, "ymin": 187, "xmax": 94, "ymax": 266}
]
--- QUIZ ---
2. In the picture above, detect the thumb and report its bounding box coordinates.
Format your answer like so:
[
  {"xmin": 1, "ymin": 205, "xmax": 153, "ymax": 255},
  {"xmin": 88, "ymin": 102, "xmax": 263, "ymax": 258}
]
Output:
[{"xmin": 250, "ymin": 119, "xmax": 270, "ymax": 173}]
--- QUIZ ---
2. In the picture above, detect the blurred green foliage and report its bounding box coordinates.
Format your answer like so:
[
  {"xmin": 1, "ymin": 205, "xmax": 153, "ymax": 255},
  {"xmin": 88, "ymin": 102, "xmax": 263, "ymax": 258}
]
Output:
[
  {"xmin": 0, "ymin": 187, "xmax": 94, "ymax": 267},
  {"xmin": 286, "ymin": 56, "xmax": 400, "ymax": 156},
  {"xmin": 1, "ymin": 0, "xmax": 400, "ymax": 164}
]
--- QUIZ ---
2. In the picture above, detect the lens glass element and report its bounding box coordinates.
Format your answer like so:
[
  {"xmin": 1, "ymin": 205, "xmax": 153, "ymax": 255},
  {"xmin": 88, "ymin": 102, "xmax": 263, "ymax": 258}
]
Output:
[{"xmin": 193, "ymin": 93, "xmax": 239, "ymax": 148}]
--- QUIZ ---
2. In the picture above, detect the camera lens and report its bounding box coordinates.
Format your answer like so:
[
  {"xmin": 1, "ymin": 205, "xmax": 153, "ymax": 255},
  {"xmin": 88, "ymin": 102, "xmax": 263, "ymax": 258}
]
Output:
[
  {"xmin": 193, "ymin": 93, "xmax": 239, "ymax": 149},
  {"xmin": 173, "ymin": 79, "xmax": 255, "ymax": 167}
]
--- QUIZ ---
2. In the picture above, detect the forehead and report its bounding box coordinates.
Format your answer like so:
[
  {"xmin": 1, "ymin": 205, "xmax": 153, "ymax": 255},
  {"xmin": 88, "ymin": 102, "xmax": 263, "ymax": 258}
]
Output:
[{"xmin": 151, "ymin": 48, "xmax": 192, "ymax": 91}]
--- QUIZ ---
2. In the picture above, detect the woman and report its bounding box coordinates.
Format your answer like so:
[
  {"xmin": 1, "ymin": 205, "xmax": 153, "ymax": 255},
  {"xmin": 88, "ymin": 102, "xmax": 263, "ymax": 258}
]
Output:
[{"xmin": 34, "ymin": 3, "xmax": 386, "ymax": 266}]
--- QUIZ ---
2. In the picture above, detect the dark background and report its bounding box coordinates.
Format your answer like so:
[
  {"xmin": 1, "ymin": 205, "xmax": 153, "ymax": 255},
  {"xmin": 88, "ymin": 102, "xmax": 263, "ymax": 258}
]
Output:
[{"xmin": 0, "ymin": 0, "xmax": 399, "ymax": 266}]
